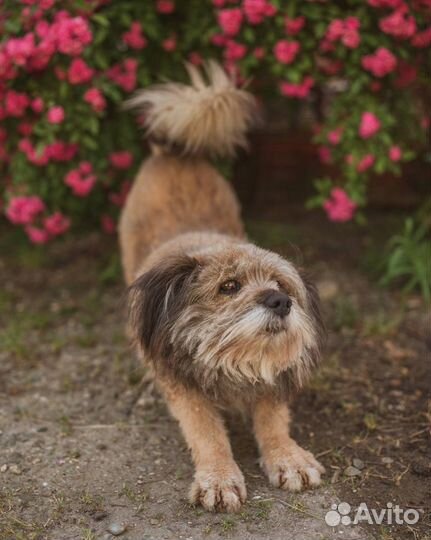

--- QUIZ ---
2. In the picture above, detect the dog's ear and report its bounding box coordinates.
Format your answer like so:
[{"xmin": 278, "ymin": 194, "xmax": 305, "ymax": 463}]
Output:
[
  {"xmin": 301, "ymin": 273, "xmax": 326, "ymax": 365},
  {"xmin": 128, "ymin": 255, "xmax": 199, "ymax": 357}
]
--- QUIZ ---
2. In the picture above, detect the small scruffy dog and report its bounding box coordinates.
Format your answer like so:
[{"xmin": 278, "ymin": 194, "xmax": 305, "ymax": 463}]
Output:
[{"xmin": 120, "ymin": 62, "xmax": 325, "ymax": 513}]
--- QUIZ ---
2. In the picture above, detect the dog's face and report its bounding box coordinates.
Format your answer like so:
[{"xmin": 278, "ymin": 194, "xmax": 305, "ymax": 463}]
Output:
[{"xmin": 128, "ymin": 243, "xmax": 323, "ymax": 390}]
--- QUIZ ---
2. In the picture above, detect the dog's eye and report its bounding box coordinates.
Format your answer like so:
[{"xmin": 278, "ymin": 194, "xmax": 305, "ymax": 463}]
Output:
[{"xmin": 219, "ymin": 279, "xmax": 241, "ymax": 295}]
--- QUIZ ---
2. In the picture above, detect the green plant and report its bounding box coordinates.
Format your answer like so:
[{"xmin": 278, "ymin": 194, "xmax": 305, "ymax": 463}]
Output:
[{"xmin": 381, "ymin": 211, "xmax": 431, "ymax": 302}]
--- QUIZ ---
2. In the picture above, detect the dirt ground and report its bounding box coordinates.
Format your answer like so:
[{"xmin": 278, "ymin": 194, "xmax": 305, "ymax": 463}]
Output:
[{"xmin": 0, "ymin": 209, "xmax": 430, "ymax": 540}]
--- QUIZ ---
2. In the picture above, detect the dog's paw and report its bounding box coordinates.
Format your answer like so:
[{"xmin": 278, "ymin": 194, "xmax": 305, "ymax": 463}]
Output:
[
  {"xmin": 262, "ymin": 442, "xmax": 325, "ymax": 492},
  {"xmin": 189, "ymin": 464, "xmax": 246, "ymax": 513}
]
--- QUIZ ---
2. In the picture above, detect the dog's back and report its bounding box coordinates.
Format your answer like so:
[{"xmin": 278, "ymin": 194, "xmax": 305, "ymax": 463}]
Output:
[{"xmin": 119, "ymin": 62, "xmax": 257, "ymax": 284}]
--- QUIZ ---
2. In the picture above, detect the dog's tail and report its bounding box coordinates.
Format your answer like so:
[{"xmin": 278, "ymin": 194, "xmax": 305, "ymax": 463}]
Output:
[{"xmin": 126, "ymin": 61, "xmax": 258, "ymax": 158}]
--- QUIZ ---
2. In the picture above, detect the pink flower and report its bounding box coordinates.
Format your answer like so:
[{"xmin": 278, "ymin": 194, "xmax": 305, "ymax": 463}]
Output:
[
  {"xmin": 31, "ymin": 97, "xmax": 44, "ymax": 113},
  {"xmin": 4, "ymin": 33, "xmax": 36, "ymax": 66},
  {"xmin": 395, "ymin": 61, "xmax": 417, "ymax": 87},
  {"xmin": 224, "ymin": 40, "xmax": 247, "ymax": 61},
  {"xmin": 274, "ymin": 40, "xmax": 300, "ymax": 64},
  {"xmin": 379, "ymin": 6, "xmax": 416, "ymax": 39},
  {"xmin": 188, "ymin": 52, "xmax": 203, "ymax": 65},
  {"xmin": 79, "ymin": 161, "xmax": 93, "ymax": 175},
  {"xmin": 106, "ymin": 58, "xmax": 138, "ymax": 92},
  {"xmin": 106, "ymin": 59, "xmax": 137, "ymax": 92},
  {"xmin": 328, "ymin": 127, "xmax": 343, "ymax": 145},
  {"xmin": 280, "ymin": 76, "xmax": 314, "ymax": 98},
  {"xmin": 318, "ymin": 146, "xmax": 332, "ymax": 164},
  {"xmin": 243, "ymin": 0, "xmax": 275, "ymax": 24},
  {"xmin": 253, "ymin": 47, "xmax": 265, "ymax": 59},
  {"xmin": 359, "ymin": 112, "xmax": 381, "ymax": 139},
  {"xmin": 44, "ymin": 211, "xmax": 70, "ymax": 236},
  {"xmin": 218, "ymin": 8, "xmax": 243, "ymax": 36},
  {"xmin": 325, "ymin": 17, "xmax": 360, "ymax": 48},
  {"xmin": 68, "ymin": 58, "xmax": 94, "ymax": 84},
  {"xmin": 326, "ymin": 19, "xmax": 345, "ymax": 41},
  {"xmin": 0, "ymin": 50, "xmax": 15, "ymax": 82},
  {"xmin": 109, "ymin": 181, "xmax": 131, "ymax": 207},
  {"xmin": 211, "ymin": 33, "xmax": 227, "ymax": 47},
  {"xmin": 342, "ymin": 28, "xmax": 360, "ymax": 48},
  {"xmin": 109, "ymin": 151, "xmax": 133, "ymax": 169},
  {"xmin": 18, "ymin": 122, "xmax": 33, "ymax": 136},
  {"xmin": 412, "ymin": 27, "xmax": 431, "ymax": 48},
  {"xmin": 5, "ymin": 91, "xmax": 30, "ymax": 117},
  {"xmin": 368, "ymin": 0, "xmax": 402, "ymax": 7},
  {"xmin": 357, "ymin": 154, "xmax": 375, "ymax": 172},
  {"xmin": 323, "ymin": 188, "xmax": 357, "ymax": 222},
  {"xmin": 55, "ymin": 15, "xmax": 93, "ymax": 56},
  {"xmin": 101, "ymin": 215, "xmax": 116, "ymax": 234},
  {"xmin": 389, "ymin": 145, "xmax": 402, "ymax": 161},
  {"xmin": 156, "ymin": 0, "xmax": 175, "ymax": 13},
  {"xmin": 362, "ymin": 47, "xmax": 397, "ymax": 77},
  {"xmin": 421, "ymin": 116, "xmax": 430, "ymax": 130},
  {"xmin": 25, "ymin": 226, "xmax": 50, "ymax": 244},
  {"xmin": 18, "ymin": 139, "xmax": 50, "ymax": 166},
  {"xmin": 6, "ymin": 195, "xmax": 45, "ymax": 225},
  {"xmin": 47, "ymin": 105, "xmax": 65, "ymax": 124},
  {"xmin": 64, "ymin": 166, "xmax": 96, "ymax": 197},
  {"xmin": 285, "ymin": 16, "xmax": 305, "ymax": 35},
  {"xmin": 345, "ymin": 16, "xmax": 360, "ymax": 31},
  {"xmin": 122, "ymin": 22, "xmax": 147, "ymax": 50},
  {"xmin": 84, "ymin": 88, "xmax": 106, "ymax": 112},
  {"xmin": 162, "ymin": 37, "xmax": 177, "ymax": 51},
  {"xmin": 47, "ymin": 141, "xmax": 78, "ymax": 161},
  {"xmin": 55, "ymin": 67, "xmax": 67, "ymax": 80},
  {"xmin": 317, "ymin": 57, "xmax": 343, "ymax": 75}
]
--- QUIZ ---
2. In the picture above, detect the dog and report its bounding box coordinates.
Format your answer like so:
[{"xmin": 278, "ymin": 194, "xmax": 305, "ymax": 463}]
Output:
[{"xmin": 119, "ymin": 61, "xmax": 325, "ymax": 513}]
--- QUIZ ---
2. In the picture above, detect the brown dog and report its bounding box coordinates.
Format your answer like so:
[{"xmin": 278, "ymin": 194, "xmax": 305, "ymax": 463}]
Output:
[{"xmin": 119, "ymin": 62, "xmax": 325, "ymax": 513}]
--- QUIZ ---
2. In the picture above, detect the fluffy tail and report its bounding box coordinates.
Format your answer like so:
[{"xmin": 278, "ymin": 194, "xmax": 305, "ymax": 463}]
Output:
[{"xmin": 126, "ymin": 61, "xmax": 258, "ymax": 158}]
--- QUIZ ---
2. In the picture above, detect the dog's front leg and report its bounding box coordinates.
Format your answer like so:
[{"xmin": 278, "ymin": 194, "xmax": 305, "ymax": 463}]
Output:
[
  {"xmin": 252, "ymin": 396, "xmax": 325, "ymax": 491},
  {"xmin": 159, "ymin": 380, "xmax": 246, "ymax": 512}
]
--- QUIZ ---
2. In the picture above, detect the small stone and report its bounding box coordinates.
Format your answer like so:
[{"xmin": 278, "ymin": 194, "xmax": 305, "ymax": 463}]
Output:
[
  {"xmin": 344, "ymin": 466, "xmax": 361, "ymax": 477},
  {"xmin": 0, "ymin": 464, "xmax": 8, "ymax": 473},
  {"xmin": 137, "ymin": 395, "xmax": 156, "ymax": 409},
  {"xmin": 412, "ymin": 457, "xmax": 431, "ymax": 477},
  {"xmin": 150, "ymin": 518, "xmax": 159, "ymax": 526},
  {"xmin": 381, "ymin": 457, "xmax": 393, "ymax": 465},
  {"xmin": 352, "ymin": 458, "xmax": 365, "ymax": 470},
  {"xmin": 107, "ymin": 522, "xmax": 127, "ymax": 536},
  {"xmin": 93, "ymin": 511, "xmax": 108, "ymax": 521},
  {"xmin": 9, "ymin": 464, "xmax": 22, "ymax": 475}
]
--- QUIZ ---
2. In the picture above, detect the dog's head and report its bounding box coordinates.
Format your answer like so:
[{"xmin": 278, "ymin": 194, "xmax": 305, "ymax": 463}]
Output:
[{"xmin": 128, "ymin": 243, "xmax": 324, "ymax": 389}]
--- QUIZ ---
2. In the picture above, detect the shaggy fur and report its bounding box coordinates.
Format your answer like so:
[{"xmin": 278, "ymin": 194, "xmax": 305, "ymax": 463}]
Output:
[
  {"xmin": 126, "ymin": 61, "xmax": 257, "ymax": 157},
  {"xmin": 120, "ymin": 63, "xmax": 325, "ymax": 513}
]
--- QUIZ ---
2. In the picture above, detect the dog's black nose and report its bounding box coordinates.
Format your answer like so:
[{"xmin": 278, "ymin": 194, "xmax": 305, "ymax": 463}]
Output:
[{"xmin": 260, "ymin": 290, "xmax": 292, "ymax": 317}]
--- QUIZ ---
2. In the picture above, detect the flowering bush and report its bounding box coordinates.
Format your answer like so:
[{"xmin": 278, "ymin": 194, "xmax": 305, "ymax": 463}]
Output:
[{"xmin": 1, "ymin": 0, "xmax": 430, "ymax": 245}]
